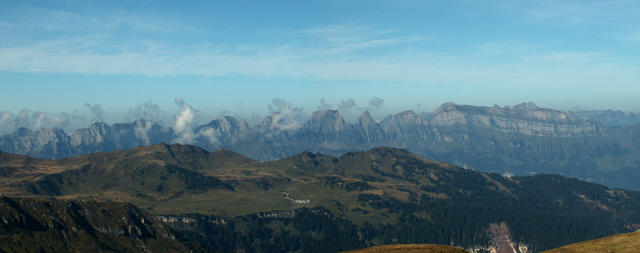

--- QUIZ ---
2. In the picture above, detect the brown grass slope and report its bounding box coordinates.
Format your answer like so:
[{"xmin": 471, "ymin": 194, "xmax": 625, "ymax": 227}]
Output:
[
  {"xmin": 341, "ymin": 244, "xmax": 468, "ymax": 253},
  {"xmin": 0, "ymin": 144, "xmax": 466, "ymax": 218},
  {"xmin": 2, "ymin": 143, "xmax": 640, "ymax": 250},
  {"xmin": 542, "ymin": 230, "xmax": 640, "ymax": 253}
]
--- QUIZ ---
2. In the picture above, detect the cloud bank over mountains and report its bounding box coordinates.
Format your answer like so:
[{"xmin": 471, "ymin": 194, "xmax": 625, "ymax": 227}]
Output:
[{"xmin": 0, "ymin": 96, "xmax": 389, "ymax": 136}]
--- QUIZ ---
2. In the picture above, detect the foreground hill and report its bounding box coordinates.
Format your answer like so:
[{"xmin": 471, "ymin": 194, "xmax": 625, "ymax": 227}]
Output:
[
  {"xmin": 0, "ymin": 197, "xmax": 203, "ymax": 252},
  {"xmin": 2, "ymin": 102, "xmax": 640, "ymax": 190},
  {"xmin": 1, "ymin": 144, "xmax": 640, "ymax": 252},
  {"xmin": 341, "ymin": 244, "xmax": 468, "ymax": 253},
  {"xmin": 541, "ymin": 231, "xmax": 640, "ymax": 253}
]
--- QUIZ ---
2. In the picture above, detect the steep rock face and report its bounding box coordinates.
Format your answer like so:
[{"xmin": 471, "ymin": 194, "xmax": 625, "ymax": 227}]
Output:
[
  {"xmin": 356, "ymin": 111, "xmax": 385, "ymax": 143},
  {"xmin": 380, "ymin": 110, "xmax": 429, "ymax": 146},
  {"xmin": 301, "ymin": 110, "xmax": 357, "ymax": 147},
  {"xmin": 575, "ymin": 110, "xmax": 640, "ymax": 127},
  {"xmin": 0, "ymin": 120, "xmax": 172, "ymax": 160},
  {"xmin": 0, "ymin": 197, "xmax": 201, "ymax": 252},
  {"xmin": 305, "ymin": 110, "xmax": 347, "ymax": 134},
  {"xmin": 430, "ymin": 102, "xmax": 602, "ymax": 137},
  {"xmin": 71, "ymin": 120, "xmax": 171, "ymax": 153},
  {"xmin": 195, "ymin": 116, "xmax": 249, "ymax": 150},
  {"xmin": 197, "ymin": 116, "xmax": 249, "ymax": 136},
  {"xmin": 0, "ymin": 127, "xmax": 73, "ymax": 158},
  {"xmin": 70, "ymin": 122, "xmax": 111, "ymax": 147}
]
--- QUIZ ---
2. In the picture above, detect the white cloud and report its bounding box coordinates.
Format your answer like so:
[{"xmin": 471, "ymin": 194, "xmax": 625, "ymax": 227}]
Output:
[
  {"xmin": 172, "ymin": 97, "xmax": 199, "ymax": 144},
  {"xmin": 1, "ymin": 39, "xmax": 638, "ymax": 92},
  {"xmin": 368, "ymin": 96, "xmax": 385, "ymax": 110},
  {"xmin": 0, "ymin": 109, "xmax": 88, "ymax": 135},
  {"xmin": 264, "ymin": 99, "xmax": 306, "ymax": 132}
]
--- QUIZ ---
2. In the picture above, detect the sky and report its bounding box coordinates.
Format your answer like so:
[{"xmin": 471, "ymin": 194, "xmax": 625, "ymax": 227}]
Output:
[{"xmin": 1, "ymin": 0, "xmax": 639, "ymax": 133}]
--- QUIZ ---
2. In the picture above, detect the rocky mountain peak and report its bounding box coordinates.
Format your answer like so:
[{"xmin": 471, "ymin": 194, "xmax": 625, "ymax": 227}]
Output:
[
  {"xmin": 199, "ymin": 116, "xmax": 249, "ymax": 134},
  {"xmin": 88, "ymin": 121, "xmax": 110, "ymax": 131},
  {"xmin": 358, "ymin": 111, "xmax": 376, "ymax": 126},
  {"xmin": 510, "ymin": 101, "xmax": 539, "ymax": 111},
  {"xmin": 362, "ymin": 146, "xmax": 412, "ymax": 157},
  {"xmin": 306, "ymin": 110, "xmax": 346, "ymax": 132},
  {"xmin": 221, "ymin": 116, "xmax": 249, "ymax": 129},
  {"xmin": 433, "ymin": 102, "xmax": 458, "ymax": 114},
  {"xmin": 381, "ymin": 110, "xmax": 421, "ymax": 127},
  {"xmin": 257, "ymin": 112, "xmax": 303, "ymax": 132},
  {"xmin": 428, "ymin": 102, "xmax": 602, "ymax": 136}
]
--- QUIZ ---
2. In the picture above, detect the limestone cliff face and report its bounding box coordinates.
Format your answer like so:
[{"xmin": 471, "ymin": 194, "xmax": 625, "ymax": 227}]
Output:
[
  {"xmin": 195, "ymin": 116, "xmax": 249, "ymax": 149},
  {"xmin": 0, "ymin": 120, "xmax": 171, "ymax": 159},
  {"xmin": 380, "ymin": 110, "xmax": 429, "ymax": 146},
  {"xmin": 356, "ymin": 111, "xmax": 385, "ymax": 143},
  {"xmin": 576, "ymin": 110, "xmax": 640, "ymax": 127},
  {"xmin": 430, "ymin": 102, "xmax": 602, "ymax": 136},
  {"xmin": 305, "ymin": 110, "xmax": 347, "ymax": 134},
  {"xmin": 0, "ymin": 127, "xmax": 73, "ymax": 158}
]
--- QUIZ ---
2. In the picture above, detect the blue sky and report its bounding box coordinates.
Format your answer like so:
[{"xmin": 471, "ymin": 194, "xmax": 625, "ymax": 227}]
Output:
[{"xmin": 1, "ymin": 0, "xmax": 639, "ymax": 129}]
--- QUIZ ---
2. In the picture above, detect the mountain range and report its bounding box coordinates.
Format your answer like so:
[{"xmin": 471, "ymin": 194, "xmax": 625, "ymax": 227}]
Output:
[
  {"xmin": 1, "ymin": 143, "xmax": 640, "ymax": 252},
  {"xmin": 2, "ymin": 102, "xmax": 640, "ymax": 190}
]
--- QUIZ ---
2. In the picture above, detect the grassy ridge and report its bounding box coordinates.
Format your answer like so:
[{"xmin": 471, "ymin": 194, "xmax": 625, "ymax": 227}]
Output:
[
  {"xmin": 542, "ymin": 231, "xmax": 640, "ymax": 253},
  {"xmin": 341, "ymin": 244, "xmax": 468, "ymax": 253},
  {"xmin": 2, "ymin": 143, "xmax": 640, "ymax": 251}
]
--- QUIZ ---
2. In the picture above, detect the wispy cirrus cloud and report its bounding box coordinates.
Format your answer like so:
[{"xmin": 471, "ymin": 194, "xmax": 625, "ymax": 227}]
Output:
[
  {"xmin": 1, "ymin": 6, "xmax": 200, "ymax": 34},
  {"xmin": 303, "ymin": 24, "xmax": 429, "ymax": 54},
  {"xmin": 1, "ymin": 38, "xmax": 638, "ymax": 91},
  {"xmin": 1, "ymin": 3, "xmax": 639, "ymax": 92},
  {"xmin": 500, "ymin": 0, "xmax": 640, "ymax": 26}
]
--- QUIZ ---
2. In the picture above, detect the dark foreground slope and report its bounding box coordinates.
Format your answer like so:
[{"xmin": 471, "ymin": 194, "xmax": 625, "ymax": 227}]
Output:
[
  {"xmin": 0, "ymin": 197, "xmax": 204, "ymax": 253},
  {"xmin": 542, "ymin": 230, "xmax": 640, "ymax": 253},
  {"xmin": 341, "ymin": 244, "xmax": 468, "ymax": 253},
  {"xmin": 1, "ymin": 144, "xmax": 640, "ymax": 252}
]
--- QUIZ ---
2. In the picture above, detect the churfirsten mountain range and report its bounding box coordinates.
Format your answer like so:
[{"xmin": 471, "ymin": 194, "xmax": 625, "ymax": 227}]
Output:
[{"xmin": 2, "ymin": 102, "xmax": 640, "ymax": 190}]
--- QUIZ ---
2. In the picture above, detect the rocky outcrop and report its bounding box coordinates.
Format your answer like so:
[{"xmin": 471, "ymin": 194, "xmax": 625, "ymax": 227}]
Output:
[{"xmin": 0, "ymin": 197, "xmax": 202, "ymax": 252}]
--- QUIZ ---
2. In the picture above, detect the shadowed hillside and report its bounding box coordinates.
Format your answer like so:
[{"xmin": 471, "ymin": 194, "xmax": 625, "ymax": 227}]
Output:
[
  {"xmin": 0, "ymin": 197, "xmax": 204, "ymax": 252},
  {"xmin": 341, "ymin": 244, "xmax": 468, "ymax": 253},
  {"xmin": 1, "ymin": 143, "xmax": 640, "ymax": 252}
]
